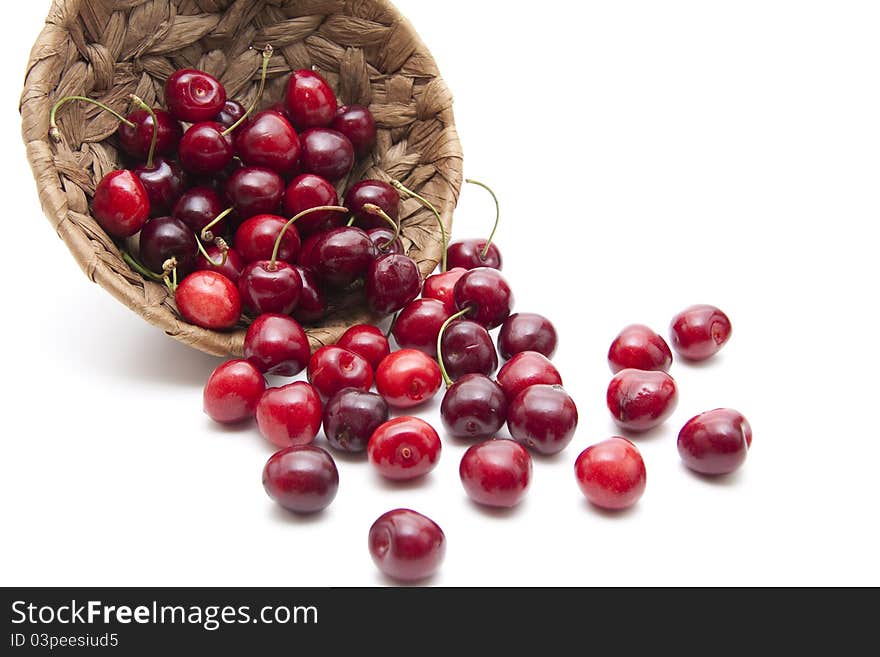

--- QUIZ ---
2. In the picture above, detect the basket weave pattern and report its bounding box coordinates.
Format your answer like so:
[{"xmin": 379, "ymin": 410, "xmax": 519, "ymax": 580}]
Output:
[{"xmin": 20, "ymin": 0, "xmax": 463, "ymax": 356}]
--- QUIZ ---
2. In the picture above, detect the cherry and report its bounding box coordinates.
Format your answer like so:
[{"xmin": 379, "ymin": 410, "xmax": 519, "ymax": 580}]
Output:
[
  {"xmin": 367, "ymin": 227, "xmax": 404, "ymax": 255},
  {"xmin": 499, "ymin": 313, "xmax": 558, "ymax": 360},
  {"xmin": 196, "ymin": 244, "xmax": 244, "ymax": 285},
  {"xmin": 92, "ymin": 169, "xmax": 149, "ymax": 238},
  {"xmin": 308, "ymin": 227, "xmax": 375, "ymax": 287},
  {"xmin": 307, "ymin": 346, "xmax": 373, "ymax": 399},
  {"xmin": 607, "ymin": 369, "xmax": 679, "ymax": 432},
  {"xmin": 117, "ymin": 107, "xmax": 182, "ymax": 159},
  {"xmin": 392, "ymin": 298, "xmax": 451, "ymax": 356},
  {"xmin": 263, "ymin": 445, "xmax": 338, "ymax": 514},
  {"xmin": 175, "ymin": 270, "xmax": 241, "ymax": 330},
  {"xmin": 235, "ymin": 110, "xmax": 301, "ymax": 176},
  {"xmin": 173, "ymin": 186, "xmax": 225, "ymax": 236},
  {"xmin": 203, "ymin": 359, "xmax": 266, "ymax": 423},
  {"xmin": 460, "ymin": 439, "xmax": 532, "ymax": 508},
  {"xmin": 367, "ymin": 416, "xmax": 441, "ymax": 481},
  {"xmin": 336, "ymin": 325, "xmax": 390, "ymax": 371},
  {"xmin": 255, "ymin": 381, "xmax": 323, "ymax": 448},
  {"xmin": 238, "ymin": 260, "xmax": 302, "ymax": 315},
  {"xmin": 496, "ymin": 351, "xmax": 562, "ymax": 402},
  {"xmin": 447, "ymin": 239, "xmax": 502, "ymax": 270},
  {"xmin": 285, "ymin": 69, "xmax": 338, "ymax": 130},
  {"xmin": 322, "ymin": 388, "xmax": 389, "ymax": 453},
  {"xmin": 177, "ymin": 121, "xmax": 234, "ymax": 175},
  {"xmin": 297, "ymin": 232, "xmax": 322, "ymax": 268},
  {"xmin": 440, "ymin": 318, "xmax": 498, "ymax": 381},
  {"xmin": 678, "ymin": 408, "xmax": 751, "ymax": 475},
  {"xmin": 440, "ymin": 373, "xmax": 508, "ymax": 441},
  {"xmin": 607, "ymin": 324, "xmax": 672, "ymax": 373},
  {"xmin": 670, "ymin": 304, "xmax": 732, "ymax": 361},
  {"xmin": 453, "ymin": 267, "xmax": 514, "ymax": 329},
  {"xmin": 134, "ymin": 157, "xmax": 186, "ymax": 216},
  {"xmin": 214, "ymin": 99, "xmax": 246, "ymax": 134},
  {"xmin": 332, "ymin": 105, "xmax": 376, "ymax": 156},
  {"xmin": 291, "ymin": 265, "xmax": 327, "ymax": 324},
  {"xmin": 366, "ymin": 254, "xmax": 421, "ymax": 314},
  {"xmin": 375, "ymin": 349, "xmax": 442, "ymax": 409},
  {"xmin": 225, "ymin": 166, "xmax": 284, "ymax": 218},
  {"xmin": 235, "ymin": 214, "xmax": 301, "ymax": 264},
  {"xmin": 244, "ymin": 314, "xmax": 311, "ymax": 376},
  {"xmin": 282, "ymin": 174, "xmax": 341, "ymax": 237},
  {"xmin": 575, "ymin": 437, "xmax": 646, "ymax": 510},
  {"xmin": 266, "ymin": 102, "xmax": 293, "ymax": 123},
  {"xmin": 138, "ymin": 216, "xmax": 197, "ymax": 276},
  {"xmin": 165, "ymin": 68, "xmax": 227, "ymax": 122},
  {"xmin": 507, "ymin": 384, "xmax": 578, "ymax": 455},
  {"xmin": 422, "ymin": 267, "xmax": 467, "ymax": 314},
  {"xmin": 299, "ymin": 128, "xmax": 354, "ymax": 182},
  {"xmin": 345, "ymin": 180, "xmax": 400, "ymax": 230},
  {"xmin": 368, "ymin": 509, "xmax": 445, "ymax": 582}
]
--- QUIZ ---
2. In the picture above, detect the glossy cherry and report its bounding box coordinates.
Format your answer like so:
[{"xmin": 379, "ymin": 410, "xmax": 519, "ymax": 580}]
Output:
[
  {"xmin": 367, "ymin": 416, "xmax": 441, "ymax": 481},
  {"xmin": 203, "ymin": 359, "xmax": 266, "ymax": 424},
  {"xmin": 225, "ymin": 166, "xmax": 284, "ymax": 218},
  {"xmin": 608, "ymin": 324, "xmax": 672, "ymax": 373},
  {"xmin": 307, "ymin": 346, "xmax": 374, "ymax": 399},
  {"xmin": 508, "ymin": 384, "xmax": 578, "ymax": 455},
  {"xmin": 235, "ymin": 110, "xmax": 301, "ymax": 176},
  {"xmin": 392, "ymin": 299, "xmax": 451, "ymax": 356},
  {"xmin": 332, "ymin": 105, "xmax": 376, "ymax": 156},
  {"xmin": 173, "ymin": 186, "xmax": 225, "ymax": 236},
  {"xmin": 285, "ymin": 69, "xmax": 337, "ymax": 130},
  {"xmin": 165, "ymin": 68, "xmax": 227, "ymax": 122},
  {"xmin": 299, "ymin": 128, "xmax": 354, "ymax": 182},
  {"xmin": 263, "ymin": 445, "xmax": 338, "ymax": 514},
  {"xmin": 498, "ymin": 313, "xmax": 558, "ymax": 360},
  {"xmin": 575, "ymin": 437, "xmax": 647, "ymax": 510},
  {"xmin": 92, "ymin": 169, "xmax": 149, "ymax": 238},
  {"xmin": 291, "ymin": 265, "xmax": 327, "ymax": 324},
  {"xmin": 368, "ymin": 509, "xmax": 445, "ymax": 582},
  {"xmin": 244, "ymin": 314, "xmax": 310, "ymax": 376},
  {"xmin": 447, "ymin": 239, "xmax": 502, "ymax": 270},
  {"xmin": 237, "ymin": 260, "xmax": 302, "ymax": 315},
  {"xmin": 367, "ymin": 227, "xmax": 404, "ymax": 255},
  {"xmin": 235, "ymin": 214, "xmax": 300, "ymax": 264},
  {"xmin": 607, "ymin": 369, "xmax": 679, "ymax": 432},
  {"xmin": 440, "ymin": 373, "xmax": 508, "ymax": 441},
  {"xmin": 177, "ymin": 121, "xmax": 234, "ymax": 175},
  {"xmin": 345, "ymin": 180, "xmax": 400, "ymax": 230},
  {"xmin": 308, "ymin": 227, "xmax": 375, "ymax": 287},
  {"xmin": 496, "ymin": 351, "xmax": 562, "ymax": 402},
  {"xmin": 213, "ymin": 99, "xmax": 246, "ymax": 134},
  {"xmin": 453, "ymin": 267, "xmax": 514, "ymax": 329},
  {"xmin": 133, "ymin": 157, "xmax": 186, "ymax": 216},
  {"xmin": 375, "ymin": 349, "xmax": 442, "ymax": 409},
  {"xmin": 196, "ymin": 244, "xmax": 244, "ymax": 285},
  {"xmin": 678, "ymin": 408, "xmax": 751, "ymax": 475},
  {"xmin": 460, "ymin": 439, "xmax": 532, "ymax": 508},
  {"xmin": 322, "ymin": 388, "xmax": 389, "ymax": 453},
  {"xmin": 441, "ymin": 319, "xmax": 498, "ymax": 380},
  {"xmin": 282, "ymin": 174, "xmax": 341, "ymax": 237},
  {"xmin": 422, "ymin": 267, "xmax": 467, "ymax": 314},
  {"xmin": 366, "ymin": 254, "xmax": 421, "ymax": 314},
  {"xmin": 175, "ymin": 270, "xmax": 241, "ymax": 330},
  {"xmin": 336, "ymin": 325, "xmax": 390, "ymax": 371},
  {"xmin": 255, "ymin": 381, "xmax": 323, "ymax": 448},
  {"xmin": 117, "ymin": 108, "xmax": 182, "ymax": 159},
  {"xmin": 670, "ymin": 305, "xmax": 732, "ymax": 361},
  {"xmin": 138, "ymin": 216, "xmax": 197, "ymax": 275}
]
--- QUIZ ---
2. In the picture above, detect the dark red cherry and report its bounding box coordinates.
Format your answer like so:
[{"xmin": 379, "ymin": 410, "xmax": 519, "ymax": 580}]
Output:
[
  {"xmin": 173, "ymin": 186, "xmax": 225, "ymax": 236},
  {"xmin": 367, "ymin": 227, "xmax": 404, "ymax": 255},
  {"xmin": 196, "ymin": 244, "xmax": 244, "ymax": 285},
  {"xmin": 138, "ymin": 216, "xmax": 197, "ymax": 275},
  {"xmin": 322, "ymin": 388, "xmax": 389, "ymax": 453},
  {"xmin": 165, "ymin": 68, "xmax": 227, "ymax": 122},
  {"xmin": 367, "ymin": 416, "xmax": 441, "ymax": 481},
  {"xmin": 203, "ymin": 359, "xmax": 266, "ymax": 424},
  {"xmin": 234, "ymin": 214, "xmax": 300, "ymax": 264},
  {"xmin": 178, "ymin": 121, "xmax": 233, "ymax": 175},
  {"xmin": 92, "ymin": 170, "xmax": 149, "ymax": 238},
  {"xmin": 285, "ymin": 69, "xmax": 338, "ymax": 130},
  {"xmin": 263, "ymin": 445, "xmax": 338, "ymax": 514},
  {"xmin": 309, "ymin": 227, "xmax": 375, "ymax": 287},
  {"xmin": 460, "ymin": 439, "xmax": 532, "ymax": 508},
  {"xmin": 375, "ymin": 349, "xmax": 442, "ymax": 409},
  {"xmin": 496, "ymin": 351, "xmax": 562, "ymax": 402},
  {"xmin": 507, "ymin": 384, "xmax": 578, "ymax": 455},
  {"xmin": 266, "ymin": 102, "xmax": 293, "ymax": 123},
  {"xmin": 678, "ymin": 408, "xmax": 751, "ymax": 475},
  {"xmin": 607, "ymin": 369, "xmax": 679, "ymax": 432},
  {"xmin": 291, "ymin": 265, "xmax": 327, "ymax": 324},
  {"xmin": 670, "ymin": 305, "xmax": 732, "ymax": 361},
  {"xmin": 392, "ymin": 299, "xmax": 451, "ymax": 356},
  {"xmin": 213, "ymin": 99, "xmax": 246, "ymax": 135},
  {"xmin": 238, "ymin": 261, "xmax": 302, "ymax": 316},
  {"xmin": 499, "ymin": 313, "xmax": 558, "ymax": 360},
  {"xmin": 608, "ymin": 324, "xmax": 672, "ymax": 373},
  {"xmin": 175, "ymin": 270, "xmax": 241, "ymax": 330},
  {"xmin": 440, "ymin": 373, "xmax": 507, "ymax": 440},
  {"xmin": 225, "ymin": 166, "xmax": 284, "ymax": 218},
  {"xmin": 422, "ymin": 267, "xmax": 467, "ymax": 314},
  {"xmin": 297, "ymin": 232, "xmax": 322, "ymax": 269},
  {"xmin": 307, "ymin": 346, "xmax": 373, "ymax": 400},
  {"xmin": 453, "ymin": 267, "xmax": 514, "ymax": 329},
  {"xmin": 336, "ymin": 325, "xmax": 390, "ymax": 371},
  {"xmin": 118, "ymin": 108, "xmax": 182, "ymax": 159},
  {"xmin": 282, "ymin": 174, "xmax": 341, "ymax": 237},
  {"xmin": 441, "ymin": 320, "xmax": 498, "ymax": 380},
  {"xmin": 368, "ymin": 509, "xmax": 445, "ymax": 582},
  {"xmin": 366, "ymin": 254, "xmax": 421, "ymax": 315},
  {"xmin": 332, "ymin": 105, "xmax": 376, "ymax": 156},
  {"xmin": 256, "ymin": 382, "xmax": 323, "ymax": 448},
  {"xmin": 299, "ymin": 128, "xmax": 354, "ymax": 182},
  {"xmin": 345, "ymin": 180, "xmax": 400, "ymax": 230},
  {"xmin": 244, "ymin": 314, "xmax": 311, "ymax": 376},
  {"xmin": 133, "ymin": 157, "xmax": 186, "ymax": 216},
  {"xmin": 235, "ymin": 110, "xmax": 301, "ymax": 176},
  {"xmin": 575, "ymin": 437, "xmax": 646, "ymax": 510},
  {"xmin": 447, "ymin": 239, "xmax": 502, "ymax": 270}
]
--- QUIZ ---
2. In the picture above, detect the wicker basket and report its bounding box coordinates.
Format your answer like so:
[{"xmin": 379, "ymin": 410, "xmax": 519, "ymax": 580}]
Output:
[{"xmin": 20, "ymin": 0, "xmax": 463, "ymax": 357}]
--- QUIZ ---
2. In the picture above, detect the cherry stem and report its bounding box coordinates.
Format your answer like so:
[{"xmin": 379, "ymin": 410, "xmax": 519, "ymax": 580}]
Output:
[
  {"xmin": 346, "ymin": 215, "xmax": 356, "ymax": 227},
  {"xmin": 194, "ymin": 233, "xmax": 228, "ymax": 267},
  {"xmin": 436, "ymin": 307, "xmax": 471, "ymax": 387},
  {"xmin": 391, "ymin": 180, "xmax": 447, "ymax": 272},
  {"xmin": 465, "ymin": 179, "xmax": 500, "ymax": 260},
  {"xmin": 223, "ymin": 45, "xmax": 273, "ymax": 136},
  {"xmin": 269, "ymin": 205, "xmax": 349, "ymax": 270},
  {"xmin": 122, "ymin": 251, "xmax": 164, "ymax": 281},
  {"xmin": 49, "ymin": 95, "xmax": 135, "ymax": 142},
  {"xmin": 162, "ymin": 257, "xmax": 178, "ymax": 294},
  {"xmin": 200, "ymin": 207, "xmax": 234, "ymax": 242},
  {"xmin": 128, "ymin": 94, "xmax": 158, "ymax": 168},
  {"xmin": 362, "ymin": 203, "xmax": 400, "ymax": 251}
]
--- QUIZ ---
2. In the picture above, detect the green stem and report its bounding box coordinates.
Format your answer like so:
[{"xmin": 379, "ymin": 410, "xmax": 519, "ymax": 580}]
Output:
[
  {"xmin": 200, "ymin": 207, "xmax": 234, "ymax": 242},
  {"xmin": 391, "ymin": 180, "xmax": 447, "ymax": 272},
  {"xmin": 122, "ymin": 251, "xmax": 164, "ymax": 281},
  {"xmin": 269, "ymin": 205, "xmax": 349, "ymax": 269},
  {"xmin": 129, "ymin": 94, "xmax": 158, "ymax": 168},
  {"xmin": 49, "ymin": 95, "xmax": 135, "ymax": 142},
  {"xmin": 223, "ymin": 45, "xmax": 273, "ymax": 136},
  {"xmin": 465, "ymin": 179, "xmax": 500, "ymax": 260},
  {"xmin": 362, "ymin": 203, "xmax": 401, "ymax": 252},
  {"xmin": 436, "ymin": 308, "xmax": 471, "ymax": 387},
  {"xmin": 346, "ymin": 215, "xmax": 356, "ymax": 227},
  {"xmin": 195, "ymin": 233, "xmax": 228, "ymax": 267}
]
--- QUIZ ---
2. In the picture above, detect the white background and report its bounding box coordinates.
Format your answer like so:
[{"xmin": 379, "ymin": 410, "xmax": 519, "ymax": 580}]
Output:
[{"xmin": 2, "ymin": 1, "xmax": 878, "ymax": 587}]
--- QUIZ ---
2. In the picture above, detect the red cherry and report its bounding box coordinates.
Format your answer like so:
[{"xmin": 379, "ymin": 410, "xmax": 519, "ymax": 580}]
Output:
[
  {"xmin": 291, "ymin": 265, "xmax": 327, "ymax": 324},
  {"xmin": 285, "ymin": 69, "xmax": 338, "ymax": 130},
  {"xmin": 498, "ymin": 313, "xmax": 558, "ymax": 360},
  {"xmin": 235, "ymin": 110, "xmax": 301, "ymax": 176},
  {"xmin": 392, "ymin": 299, "xmax": 451, "ymax": 356},
  {"xmin": 213, "ymin": 99, "xmax": 247, "ymax": 135},
  {"xmin": 607, "ymin": 369, "xmax": 679, "ymax": 432},
  {"xmin": 447, "ymin": 239, "xmax": 502, "ymax": 270},
  {"xmin": 196, "ymin": 245, "xmax": 244, "ymax": 285},
  {"xmin": 375, "ymin": 349, "xmax": 442, "ymax": 409},
  {"xmin": 173, "ymin": 186, "xmax": 224, "ymax": 236},
  {"xmin": 175, "ymin": 270, "xmax": 241, "ymax": 330},
  {"xmin": 460, "ymin": 439, "xmax": 532, "ymax": 508},
  {"xmin": 440, "ymin": 320, "xmax": 498, "ymax": 380},
  {"xmin": 133, "ymin": 157, "xmax": 186, "ymax": 217},
  {"xmin": 323, "ymin": 388, "xmax": 389, "ymax": 453},
  {"xmin": 178, "ymin": 121, "xmax": 234, "ymax": 175},
  {"xmin": 92, "ymin": 170, "xmax": 149, "ymax": 238},
  {"xmin": 507, "ymin": 384, "xmax": 578, "ymax": 455},
  {"xmin": 282, "ymin": 174, "xmax": 341, "ymax": 237},
  {"xmin": 336, "ymin": 325, "xmax": 390, "ymax": 371},
  {"xmin": 678, "ymin": 409, "xmax": 751, "ymax": 475},
  {"xmin": 575, "ymin": 437, "xmax": 646, "ymax": 510},
  {"xmin": 255, "ymin": 382, "xmax": 323, "ymax": 448},
  {"xmin": 345, "ymin": 180, "xmax": 400, "ymax": 229},
  {"xmin": 308, "ymin": 226, "xmax": 375, "ymax": 287},
  {"xmin": 366, "ymin": 254, "xmax": 421, "ymax": 314},
  {"xmin": 670, "ymin": 305, "xmax": 732, "ymax": 361},
  {"xmin": 138, "ymin": 216, "xmax": 197, "ymax": 276},
  {"xmin": 496, "ymin": 351, "xmax": 562, "ymax": 402},
  {"xmin": 367, "ymin": 416, "xmax": 441, "ymax": 481},
  {"xmin": 203, "ymin": 359, "xmax": 266, "ymax": 423},
  {"xmin": 165, "ymin": 68, "xmax": 227, "ymax": 122},
  {"xmin": 244, "ymin": 314, "xmax": 311, "ymax": 376},
  {"xmin": 263, "ymin": 445, "xmax": 338, "ymax": 514},
  {"xmin": 118, "ymin": 108, "xmax": 182, "ymax": 159},
  {"xmin": 368, "ymin": 509, "xmax": 445, "ymax": 582},
  {"xmin": 234, "ymin": 214, "xmax": 301, "ymax": 264},
  {"xmin": 440, "ymin": 373, "xmax": 508, "ymax": 441},
  {"xmin": 299, "ymin": 128, "xmax": 354, "ymax": 182},
  {"xmin": 367, "ymin": 227, "xmax": 404, "ymax": 255},
  {"xmin": 607, "ymin": 324, "xmax": 672, "ymax": 373},
  {"xmin": 224, "ymin": 166, "xmax": 284, "ymax": 218},
  {"xmin": 422, "ymin": 267, "xmax": 467, "ymax": 314},
  {"xmin": 307, "ymin": 346, "xmax": 373, "ymax": 399},
  {"xmin": 332, "ymin": 105, "xmax": 376, "ymax": 156},
  {"xmin": 237, "ymin": 261, "xmax": 302, "ymax": 315},
  {"xmin": 453, "ymin": 267, "xmax": 514, "ymax": 329}
]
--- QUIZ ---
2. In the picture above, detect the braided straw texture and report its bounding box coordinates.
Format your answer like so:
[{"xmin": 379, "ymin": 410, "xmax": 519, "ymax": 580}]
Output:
[{"xmin": 20, "ymin": 0, "xmax": 462, "ymax": 356}]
